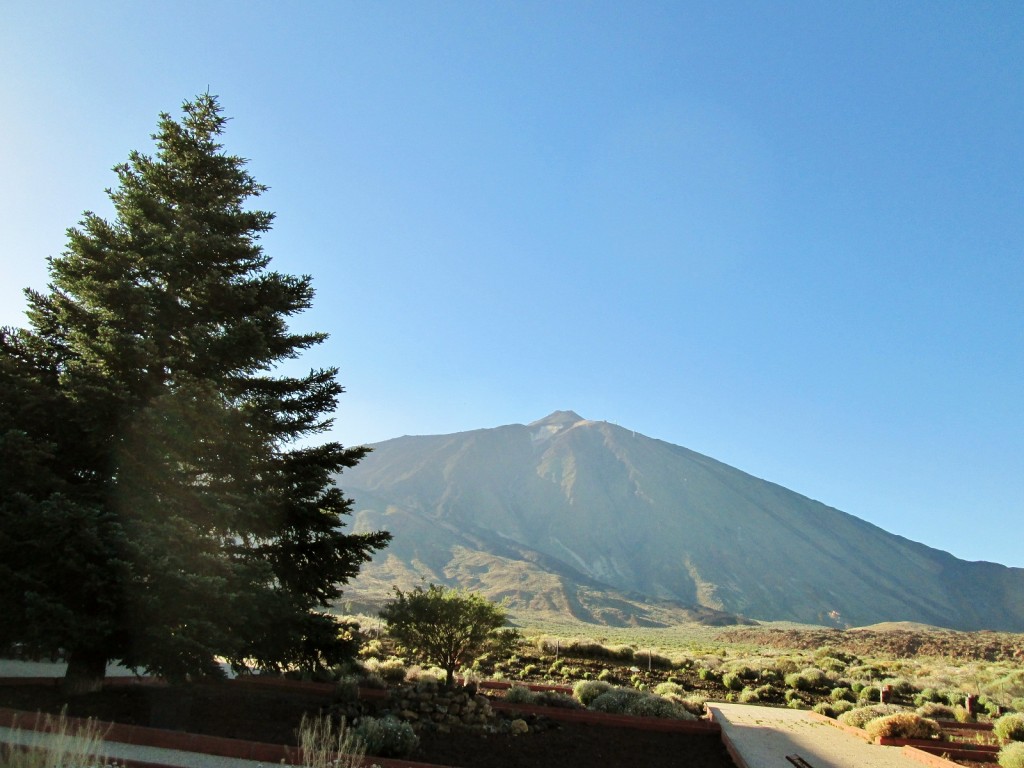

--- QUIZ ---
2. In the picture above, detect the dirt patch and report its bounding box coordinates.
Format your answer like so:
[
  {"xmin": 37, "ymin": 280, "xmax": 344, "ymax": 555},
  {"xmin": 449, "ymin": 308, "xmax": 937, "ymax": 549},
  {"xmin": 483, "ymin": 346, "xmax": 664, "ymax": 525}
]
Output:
[{"xmin": 0, "ymin": 681, "xmax": 735, "ymax": 768}]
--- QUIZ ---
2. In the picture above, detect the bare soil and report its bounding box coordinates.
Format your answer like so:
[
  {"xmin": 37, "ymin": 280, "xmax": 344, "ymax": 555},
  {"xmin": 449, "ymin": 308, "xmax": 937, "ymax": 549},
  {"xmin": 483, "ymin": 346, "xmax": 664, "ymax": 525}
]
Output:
[{"xmin": 0, "ymin": 681, "xmax": 735, "ymax": 768}]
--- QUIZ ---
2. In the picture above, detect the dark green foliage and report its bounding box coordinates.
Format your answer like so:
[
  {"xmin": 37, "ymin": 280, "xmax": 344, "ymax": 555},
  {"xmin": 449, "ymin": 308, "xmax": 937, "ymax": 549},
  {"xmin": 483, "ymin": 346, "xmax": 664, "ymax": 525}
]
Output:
[
  {"xmin": 0, "ymin": 95, "xmax": 389, "ymax": 690},
  {"xmin": 379, "ymin": 584, "xmax": 508, "ymax": 686},
  {"xmin": 574, "ymin": 680, "xmax": 614, "ymax": 706},
  {"xmin": 352, "ymin": 715, "xmax": 419, "ymax": 758}
]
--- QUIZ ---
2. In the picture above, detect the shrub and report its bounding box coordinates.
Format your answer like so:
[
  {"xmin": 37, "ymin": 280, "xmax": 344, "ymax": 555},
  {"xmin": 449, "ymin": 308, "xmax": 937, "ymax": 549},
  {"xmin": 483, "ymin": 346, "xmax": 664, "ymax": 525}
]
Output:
[
  {"xmin": 800, "ymin": 668, "xmax": 828, "ymax": 689},
  {"xmin": 626, "ymin": 694, "xmax": 695, "ymax": 720},
  {"xmin": 363, "ymin": 657, "xmax": 407, "ymax": 684},
  {"xmin": 755, "ymin": 684, "xmax": 779, "ymax": 701},
  {"xmin": 784, "ymin": 672, "xmax": 809, "ymax": 691},
  {"xmin": 831, "ymin": 687, "xmax": 856, "ymax": 703},
  {"xmin": 295, "ymin": 714, "xmax": 365, "ymax": 768},
  {"xmin": 589, "ymin": 687, "xmax": 643, "ymax": 715},
  {"xmin": 818, "ymin": 657, "xmax": 847, "ymax": 673},
  {"xmin": 881, "ymin": 678, "xmax": 915, "ymax": 696},
  {"xmin": 671, "ymin": 694, "xmax": 708, "ymax": 718},
  {"xmin": 404, "ymin": 665, "xmax": 445, "ymax": 684},
  {"xmin": 865, "ymin": 713, "xmax": 939, "ymax": 741},
  {"xmin": 1000, "ymin": 742, "xmax": 1024, "ymax": 768},
  {"xmin": 739, "ymin": 687, "xmax": 761, "ymax": 704},
  {"xmin": 954, "ymin": 705, "xmax": 975, "ymax": 723},
  {"xmin": 597, "ymin": 668, "xmax": 614, "ymax": 682},
  {"xmin": 503, "ymin": 685, "xmax": 536, "ymax": 705},
  {"xmin": 352, "ymin": 715, "xmax": 419, "ymax": 758},
  {"xmin": 916, "ymin": 703, "xmax": 958, "ymax": 721},
  {"xmin": 831, "ymin": 700, "xmax": 856, "ymax": 716},
  {"xmin": 0, "ymin": 709, "xmax": 110, "ymax": 768},
  {"xmin": 721, "ymin": 673, "xmax": 744, "ymax": 691},
  {"xmin": 654, "ymin": 681, "xmax": 685, "ymax": 697},
  {"xmin": 858, "ymin": 685, "xmax": 881, "ymax": 703},
  {"xmin": 915, "ymin": 688, "xmax": 943, "ymax": 706},
  {"xmin": 531, "ymin": 690, "xmax": 583, "ymax": 709},
  {"xmin": 359, "ymin": 672, "xmax": 387, "ymax": 690},
  {"xmin": 731, "ymin": 665, "xmax": 758, "ymax": 681},
  {"xmin": 813, "ymin": 701, "xmax": 837, "ymax": 718},
  {"xmin": 697, "ymin": 668, "xmax": 718, "ymax": 682},
  {"xmin": 838, "ymin": 704, "xmax": 907, "ymax": 730},
  {"xmin": 588, "ymin": 687, "xmax": 694, "ymax": 720},
  {"xmin": 995, "ymin": 713, "xmax": 1024, "ymax": 742},
  {"xmin": 787, "ymin": 699, "xmax": 806, "ymax": 710}
]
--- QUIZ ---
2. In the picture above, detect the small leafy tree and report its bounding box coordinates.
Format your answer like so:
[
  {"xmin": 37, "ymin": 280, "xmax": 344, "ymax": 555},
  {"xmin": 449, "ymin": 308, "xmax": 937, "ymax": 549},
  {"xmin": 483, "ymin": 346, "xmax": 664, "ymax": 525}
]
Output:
[{"xmin": 379, "ymin": 584, "xmax": 508, "ymax": 686}]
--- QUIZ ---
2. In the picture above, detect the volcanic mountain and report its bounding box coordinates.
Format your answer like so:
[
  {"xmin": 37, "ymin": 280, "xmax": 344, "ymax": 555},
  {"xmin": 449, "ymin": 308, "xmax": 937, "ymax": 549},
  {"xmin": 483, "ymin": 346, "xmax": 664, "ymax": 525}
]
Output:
[{"xmin": 341, "ymin": 411, "xmax": 1024, "ymax": 630}]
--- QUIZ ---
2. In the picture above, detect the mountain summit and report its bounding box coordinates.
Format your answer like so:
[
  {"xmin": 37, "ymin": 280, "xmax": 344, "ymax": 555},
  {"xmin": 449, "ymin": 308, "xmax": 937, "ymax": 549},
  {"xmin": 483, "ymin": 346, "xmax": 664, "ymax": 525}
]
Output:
[{"xmin": 343, "ymin": 413, "xmax": 1024, "ymax": 630}]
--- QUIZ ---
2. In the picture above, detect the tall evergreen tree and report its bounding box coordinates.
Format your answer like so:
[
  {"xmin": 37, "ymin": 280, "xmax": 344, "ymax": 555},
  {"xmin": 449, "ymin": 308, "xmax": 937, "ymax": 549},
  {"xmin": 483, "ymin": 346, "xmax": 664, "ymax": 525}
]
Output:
[{"xmin": 0, "ymin": 94, "xmax": 390, "ymax": 693}]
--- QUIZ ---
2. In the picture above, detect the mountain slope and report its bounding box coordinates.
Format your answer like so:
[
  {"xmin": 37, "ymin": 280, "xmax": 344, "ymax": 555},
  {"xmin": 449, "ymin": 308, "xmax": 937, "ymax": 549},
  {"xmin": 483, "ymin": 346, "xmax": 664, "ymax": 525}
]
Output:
[{"xmin": 341, "ymin": 411, "xmax": 1024, "ymax": 630}]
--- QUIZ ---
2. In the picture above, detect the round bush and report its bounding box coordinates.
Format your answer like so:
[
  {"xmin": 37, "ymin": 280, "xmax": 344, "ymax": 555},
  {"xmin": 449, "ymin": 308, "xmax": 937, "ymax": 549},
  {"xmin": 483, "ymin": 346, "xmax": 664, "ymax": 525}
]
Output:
[
  {"xmin": 673, "ymin": 694, "xmax": 708, "ymax": 718},
  {"xmin": 503, "ymin": 685, "xmax": 536, "ymax": 705},
  {"xmin": 917, "ymin": 703, "xmax": 958, "ymax": 721},
  {"xmin": 838, "ymin": 704, "xmax": 907, "ymax": 730},
  {"xmin": 589, "ymin": 687, "xmax": 643, "ymax": 715},
  {"xmin": 784, "ymin": 673, "xmax": 810, "ymax": 691},
  {"xmin": 800, "ymin": 668, "xmax": 828, "ymax": 689},
  {"xmin": 858, "ymin": 685, "xmax": 881, "ymax": 703},
  {"xmin": 353, "ymin": 715, "xmax": 419, "ymax": 758},
  {"xmin": 738, "ymin": 686, "xmax": 760, "ymax": 704},
  {"xmin": 831, "ymin": 687, "xmax": 856, "ymax": 703},
  {"xmin": 574, "ymin": 679, "xmax": 614, "ymax": 707},
  {"xmin": 831, "ymin": 700, "xmax": 856, "ymax": 716},
  {"xmin": 588, "ymin": 687, "xmax": 694, "ymax": 720},
  {"xmin": 654, "ymin": 681, "xmax": 685, "ymax": 697},
  {"xmin": 531, "ymin": 690, "xmax": 583, "ymax": 709},
  {"xmin": 626, "ymin": 693, "xmax": 695, "ymax": 720},
  {"xmin": 1000, "ymin": 742, "xmax": 1024, "ymax": 768},
  {"xmin": 865, "ymin": 713, "xmax": 939, "ymax": 741},
  {"xmin": 722, "ymin": 673, "xmax": 744, "ymax": 691},
  {"xmin": 995, "ymin": 713, "xmax": 1024, "ymax": 742},
  {"xmin": 813, "ymin": 702, "xmax": 837, "ymax": 718},
  {"xmin": 915, "ymin": 687, "xmax": 942, "ymax": 705}
]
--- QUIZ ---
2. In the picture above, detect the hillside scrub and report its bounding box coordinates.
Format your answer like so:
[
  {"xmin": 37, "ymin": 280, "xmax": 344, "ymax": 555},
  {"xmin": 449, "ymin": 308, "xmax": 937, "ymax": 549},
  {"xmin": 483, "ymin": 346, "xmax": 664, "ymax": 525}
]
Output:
[
  {"xmin": 1000, "ymin": 742, "xmax": 1024, "ymax": 768},
  {"xmin": 995, "ymin": 713, "xmax": 1024, "ymax": 742}
]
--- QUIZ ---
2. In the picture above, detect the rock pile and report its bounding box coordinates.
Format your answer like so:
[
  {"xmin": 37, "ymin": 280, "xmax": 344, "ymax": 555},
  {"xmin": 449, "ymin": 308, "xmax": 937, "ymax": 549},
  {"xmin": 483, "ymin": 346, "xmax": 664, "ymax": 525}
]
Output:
[{"xmin": 388, "ymin": 682, "xmax": 496, "ymax": 731}]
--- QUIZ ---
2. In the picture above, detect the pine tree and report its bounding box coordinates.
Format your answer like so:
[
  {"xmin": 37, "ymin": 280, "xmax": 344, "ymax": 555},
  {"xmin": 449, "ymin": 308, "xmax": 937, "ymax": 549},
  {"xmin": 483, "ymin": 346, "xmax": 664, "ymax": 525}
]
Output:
[{"xmin": 0, "ymin": 94, "xmax": 390, "ymax": 693}]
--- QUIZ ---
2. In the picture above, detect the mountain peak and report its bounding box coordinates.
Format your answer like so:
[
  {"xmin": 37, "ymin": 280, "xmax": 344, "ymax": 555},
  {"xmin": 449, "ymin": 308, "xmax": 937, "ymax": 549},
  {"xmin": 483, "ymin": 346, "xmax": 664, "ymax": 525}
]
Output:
[
  {"xmin": 529, "ymin": 410, "xmax": 584, "ymax": 428},
  {"xmin": 528, "ymin": 410, "xmax": 584, "ymax": 445}
]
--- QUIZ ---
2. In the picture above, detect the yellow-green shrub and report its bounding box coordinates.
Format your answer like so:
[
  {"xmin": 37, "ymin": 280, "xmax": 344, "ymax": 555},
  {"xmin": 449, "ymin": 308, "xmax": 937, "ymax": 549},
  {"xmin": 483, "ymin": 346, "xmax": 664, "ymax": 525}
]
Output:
[
  {"xmin": 865, "ymin": 713, "xmax": 939, "ymax": 740},
  {"xmin": 995, "ymin": 713, "xmax": 1024, "ymax": 742}
]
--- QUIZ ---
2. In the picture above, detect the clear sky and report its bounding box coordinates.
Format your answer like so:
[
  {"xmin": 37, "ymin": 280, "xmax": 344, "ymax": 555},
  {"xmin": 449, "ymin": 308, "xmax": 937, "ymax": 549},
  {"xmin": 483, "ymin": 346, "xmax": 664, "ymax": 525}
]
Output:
[{"xmin": 2, "ymin": 2, "xmax": 1022, "ymax": 568}]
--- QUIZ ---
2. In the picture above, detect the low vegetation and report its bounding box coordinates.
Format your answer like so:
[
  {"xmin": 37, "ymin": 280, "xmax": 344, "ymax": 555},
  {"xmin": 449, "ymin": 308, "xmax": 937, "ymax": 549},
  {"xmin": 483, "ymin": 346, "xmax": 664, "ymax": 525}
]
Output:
[
  {"xmin": 0, "ymin": 710, "xmax": 109, "ymax": 768},
  {"xmin": 1000, "ymin": 742, "xmax": 1024, "ymax": 768}
]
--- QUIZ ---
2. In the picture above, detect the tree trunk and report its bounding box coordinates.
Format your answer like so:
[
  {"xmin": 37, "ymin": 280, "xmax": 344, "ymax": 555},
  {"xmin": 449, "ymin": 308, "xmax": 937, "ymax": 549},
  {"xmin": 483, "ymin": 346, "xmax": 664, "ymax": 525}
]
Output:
[{"xmin": 62, "ymin": 649, "xmax": 108, "ymax": 695}]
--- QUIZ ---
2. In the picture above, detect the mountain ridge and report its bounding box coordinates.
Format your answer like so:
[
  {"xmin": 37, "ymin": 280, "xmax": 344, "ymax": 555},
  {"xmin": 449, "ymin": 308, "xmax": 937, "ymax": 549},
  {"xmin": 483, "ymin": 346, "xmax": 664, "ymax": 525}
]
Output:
[{"xmin": 341, "ymin": 412, "xmax": 1024, "ymax": 631}]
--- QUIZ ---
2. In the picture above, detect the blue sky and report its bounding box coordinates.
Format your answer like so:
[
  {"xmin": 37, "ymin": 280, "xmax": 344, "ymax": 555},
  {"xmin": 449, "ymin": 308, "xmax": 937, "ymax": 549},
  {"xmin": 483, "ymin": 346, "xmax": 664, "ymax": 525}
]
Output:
[{"xmin": 2, "ymin": 2, "xmax": 1022, "ymax": 568}]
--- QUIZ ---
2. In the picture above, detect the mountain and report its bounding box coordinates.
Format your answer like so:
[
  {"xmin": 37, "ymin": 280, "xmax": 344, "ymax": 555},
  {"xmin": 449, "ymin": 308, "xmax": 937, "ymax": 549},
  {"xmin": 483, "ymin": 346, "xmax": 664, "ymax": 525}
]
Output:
[{"xmin": 340, "ymin": 411, "xmax": 1024, "ymax": 631}]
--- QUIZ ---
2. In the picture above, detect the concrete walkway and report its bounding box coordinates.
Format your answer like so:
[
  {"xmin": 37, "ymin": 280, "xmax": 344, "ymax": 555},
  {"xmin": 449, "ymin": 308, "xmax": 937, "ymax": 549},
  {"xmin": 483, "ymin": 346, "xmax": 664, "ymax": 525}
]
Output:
[
  {"xmin": 0, "ymin": 724, "xmax": 273, "ymax": 768},
  {"xmin": 709, "ymin": 703, "xmax": 917, "ymax": 768}
]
